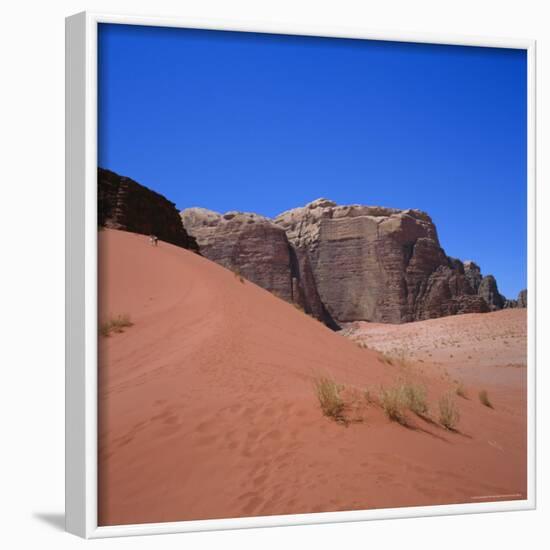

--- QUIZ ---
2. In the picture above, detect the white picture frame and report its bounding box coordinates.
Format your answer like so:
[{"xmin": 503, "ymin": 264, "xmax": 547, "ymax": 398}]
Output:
[{"xmin": 65, "ymin": 11, "xmax": 537, "ymax": 539}]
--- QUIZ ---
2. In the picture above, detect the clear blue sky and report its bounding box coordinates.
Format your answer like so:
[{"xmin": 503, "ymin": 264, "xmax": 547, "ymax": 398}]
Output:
[{"xmin": 98, "ymin": 24, "xmax": 527, "ymax": 299}]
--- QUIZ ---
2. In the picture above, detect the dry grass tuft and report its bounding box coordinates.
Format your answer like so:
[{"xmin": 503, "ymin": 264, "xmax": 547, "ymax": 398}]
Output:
[
  {"xmin": 403, "ymin": 383, "xmax": 429, "ymax": 416},
  {"xmin": 455, "ymin": 382, "xmax": 468, "ymax": 399},
  {"xmin": 314, "ymin": 376, "xmax": 346, "ymax": 424},
  {"xmin": 438, "ymin": 393, "xmax": 460, "ymax": 430},
  {"xmin": 478, "ymin": 389, "xmax": 493, "ymax": 408},
  {"xmin": 379, "ymin": 385, "xmax": 408, "ymax": 425},
  {"xmin": 100, "ymin": 314, "xmax": 133, "ymax": 337}
]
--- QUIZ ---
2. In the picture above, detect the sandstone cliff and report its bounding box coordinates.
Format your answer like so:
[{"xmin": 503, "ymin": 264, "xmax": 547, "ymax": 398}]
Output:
[
  {"xmin": 98, "ymin": 168, "xmax": 199, "ymax": 252},
  {"xmin": 181, "ymin": 198, "xmax": 520, "ymax": 326},
  {"xmin": 274, "ymin": 199, "xmax": 489, "ymax": 323}
]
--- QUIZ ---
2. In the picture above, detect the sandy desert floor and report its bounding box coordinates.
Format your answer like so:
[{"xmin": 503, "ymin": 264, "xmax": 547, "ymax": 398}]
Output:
[
  {"xmin": 98, "ymin": 229, "xmax": 527, "ymax": 526},
  {"xmin": 341, "ymin": 309, "xmax": 527, "ymax": 406}
]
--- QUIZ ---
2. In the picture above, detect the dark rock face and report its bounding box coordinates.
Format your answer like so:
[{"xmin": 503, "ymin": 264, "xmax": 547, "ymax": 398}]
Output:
[
  {"xmin": 464, "ymin": 261, "xmax": 483, "ymax": 293},
  {"xmin": 477, "ymin": 275, "xmax": 505, "ymax": 311},
  {"xmin": 98, "ymin": 168, "xmax": 199, "ymax": 252},
  {"xmin": 180, "ymin": 208, "xmax": 337, "ymax": 327}
]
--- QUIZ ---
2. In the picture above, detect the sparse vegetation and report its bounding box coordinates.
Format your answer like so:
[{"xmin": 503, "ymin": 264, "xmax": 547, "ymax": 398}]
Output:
[
  {"xmin": 100, "ymin": 314, "xmax": 133, "ymax": 337},
  {"xmin": 379, "ymin": 385, "xmax": 408, "ymax": 425},
  {"xmin": 438, "ymin": 393, "xmax": 460, "ymax": 430},
  {"xmin": 455, "ymin": 382, "xmax": 468, "ymax": 399},
  {"xmin": 403, "ymin": 383, "xmax": 428, "ymax": 416},
  {"xmin": 314, "ymin": 376, "xmax": 346, "ymax": 423},
  {"xmin": 479, "ymin": 389, "xmax": 493, "ymax": 408}
]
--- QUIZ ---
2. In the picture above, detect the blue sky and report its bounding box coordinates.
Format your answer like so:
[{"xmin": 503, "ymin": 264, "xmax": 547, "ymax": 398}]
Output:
[{"xmin": 98, "ymin": 24, "xmax": 527, "ymax": 298}]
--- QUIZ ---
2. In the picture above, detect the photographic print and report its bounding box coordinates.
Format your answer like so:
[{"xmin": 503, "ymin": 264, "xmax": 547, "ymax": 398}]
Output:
[{"xmin": 95, "ymin": 22, "xmax": 528, "ymax": 527}]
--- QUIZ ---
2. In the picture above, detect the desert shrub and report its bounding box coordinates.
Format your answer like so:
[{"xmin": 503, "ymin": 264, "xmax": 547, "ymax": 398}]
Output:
[
  {"xmin": 380, "ymin": 353, "xmax": 394, "ymax": 366},
  {"xmin": 403, "ymin": 383, "xmax": 428, "ymax": 416},
  {"xmin": 455, "ymin": 382, "xmax": 468, "ymax": 399},
  {"xmin": 379, "ymin": 385, "xmax": 408, "ymax": 425},
  {"xmin": 100, "ymin": 314, "xmax": 133, "ymax": 337},
  {"xmin": 438, "ymin": 393, "xmax": 460, "ymax": 430},
  {"xmin": 479, "ymin": 389, "xmax": 493, "ymax": 408},
  {"xmin": 314, "ymin": 376, "xmax": 345, "ymax": 423}
]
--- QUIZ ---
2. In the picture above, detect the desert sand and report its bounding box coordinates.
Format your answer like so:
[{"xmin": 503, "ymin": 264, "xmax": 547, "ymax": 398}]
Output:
[
  {"xmin": 98, "ymin": 229, "xmax": 527, "ymax": 526},
  {"xmin": 341, "ymin": 309, "xmax": 527, "ymax": 402}
]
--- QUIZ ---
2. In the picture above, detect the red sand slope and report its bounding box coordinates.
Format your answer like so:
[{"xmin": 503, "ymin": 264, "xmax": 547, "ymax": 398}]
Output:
[{"xmin": 98, "ymin": 229, "xmax": 527, "ymax": 526}]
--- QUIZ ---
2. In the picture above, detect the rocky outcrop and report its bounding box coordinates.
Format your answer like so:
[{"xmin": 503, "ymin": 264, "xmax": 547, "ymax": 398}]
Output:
[
  {"xmin": 274, "ymin": 199, "xmax": 490, "ymax": 323},
  {"xmin": 180, "ymin": 207, "xmax": 338, "ymax": 327},
  {"xmin": 98, "ymin": 168, "xmax": 199, "ymax": 252},
  {"xmin": 181, "ymin": 197, "xmax": 518, "ymax": 326},
  {"xmin": 504, "ymin": 289, "xmax": 528, "ymax": 309},
  {"xmin": 477, "ymin": 275, "xmax": 505, "ymax": 311},
  {"xmin": 464, "ymin": 261, "xmax": 483, "ymax": 293},
  {"xmin": 465, "ymin": 261, "xmax": 515, "ymax": 310}
]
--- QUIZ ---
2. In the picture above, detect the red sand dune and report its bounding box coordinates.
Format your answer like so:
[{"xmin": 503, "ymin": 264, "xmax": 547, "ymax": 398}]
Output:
[{"xmin": 98, "ymin": 229, "xmax": 527, "ymax": 526}]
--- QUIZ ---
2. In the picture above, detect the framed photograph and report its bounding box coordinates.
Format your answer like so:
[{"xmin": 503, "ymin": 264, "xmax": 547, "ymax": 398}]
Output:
[{"xmin": 65, "ymin": 11, "xmax": 536, "ymax": 538}]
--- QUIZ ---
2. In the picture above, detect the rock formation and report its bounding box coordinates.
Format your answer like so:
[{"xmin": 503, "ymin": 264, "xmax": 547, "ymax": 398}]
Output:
[
  {"xmin": 477, "ymin": 275, "xmax": 505, "ymax": 311},
  {"xmin": 465, "ymin": 261, "xmax": 520, "ymax": 311},
  {"xmin": 504, "ymin": 289, "xmax": 528, "ymax": 309},
  {"xmin": 97, "ymin": 166, "xmax": 522, "ymax": 326},
  {"xmin": 464, "ymin": 261, "xmax": 483, "ymax": 293},
  {"xmin": 98, "ymin": 168, "xmax": 199, "ymax": 252},
  {"xmin": 182, "ymin": 198, "xmax": 520, "ymax": 326},
  {"xmin": 180, "ymin": 207, "xmax": 338, "ymax": 327},
  {"xmin": 274, "ymin": 199, "xmax": 489, "ymax": 323}
]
